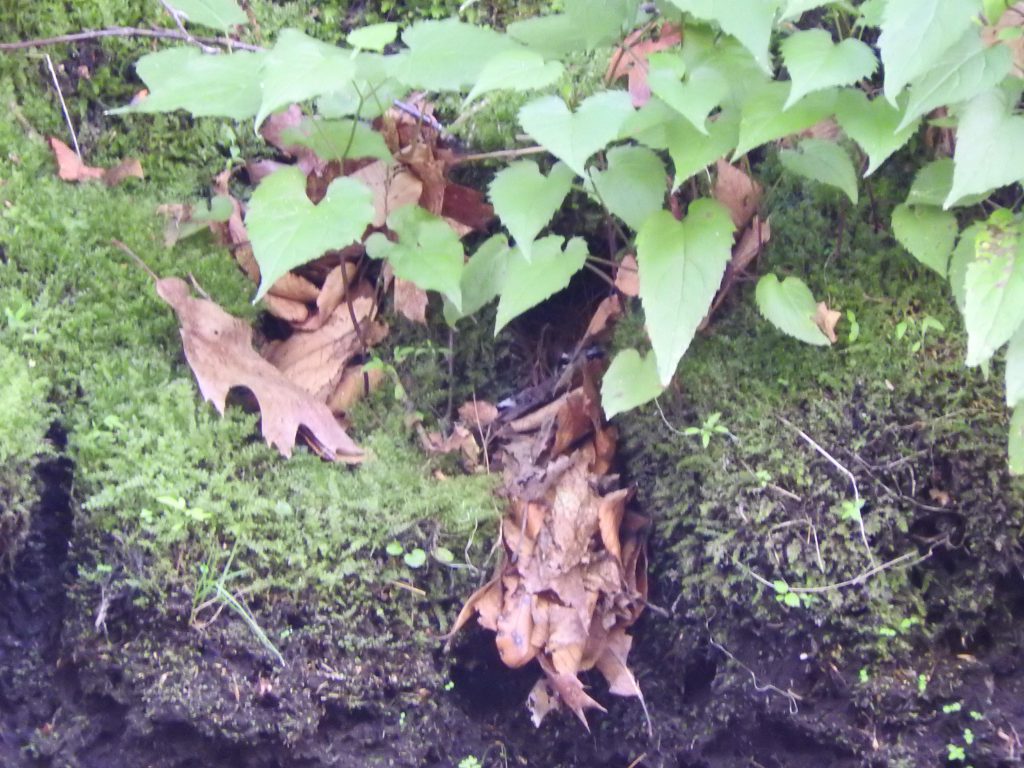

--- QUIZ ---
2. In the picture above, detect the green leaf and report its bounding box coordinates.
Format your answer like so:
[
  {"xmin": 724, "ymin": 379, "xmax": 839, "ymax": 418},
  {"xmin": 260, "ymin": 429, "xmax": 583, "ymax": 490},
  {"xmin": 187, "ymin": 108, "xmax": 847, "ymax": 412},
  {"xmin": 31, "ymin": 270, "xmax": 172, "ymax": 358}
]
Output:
[
  {"xmin": 443, "ymin": 235, "xmax": 511, "ymax": 325},
  {"xmin": 403, "ymin": 548, "xmax": 428, "ymax": 568},
  {"xmin": 755, "ymin": 274, "xmax": 831, "ymax": 346},
  {"xmin": 667, "ymin": 0, "xmax": 780, "ymax": 71},
  {"xmin": 365, "ymin": 206, "xmax": 465, "ymax": 311},
  {"xmin": 346, "ymin": 22, "xmax": 399, "ymax": 51},
  {"xmin": 647, "ymin": 52, "xmax": 730, "ymax": 133},
  {"xmin": 398, "ymin": 19, "xmax": 519, "ymax": 89},
  {"xmin": 891, "ymin": 203, "xmax": 958, "ymax": 276},
  {"xmin": 257, "ymin": 29, "xmax": 356, "ymax": 128},
  {"xmin": 1006, "ymin": 324, "xmax": 1024, "ymax": 406},
  {"xmin": 518, "ymin": 91, "xmax": 635, "ymax": 177},
  {"xmin": 165, "ymin": 0, "xmax": 246, "ymax": 31},
  {"xmin": 946, "ymin": 88, "xmax": 1024, "ymax": 208},
  {"xmin": 879, "ymin": 0, "xmax": 978, "ymax": 104},
  {"xmin": 488, "ymin": 161, "xmax": 574, "ymax": 260},
  {"xmin": 507, "ymin": 0, "xmax": 637, "ymax": 56},
  {"xmin": 495, "ymin": 237, "xmax": 589, "ymax": 334},
  {"xmin": 117, "ymin": 47, "xmax": 264, "ymax": 119},
  {"xmin": 247, "ymin": 167, "xmax": 374, "ymax": 301},
  {"xmin": 1010, "ymin": 407, "xmax": 1024, "ymax": 474},
  {"xmin": 637, "ymin": 203, "xmax": 735, "ymax": 385},
  {"xmin": 781, "ymin": 30, "xmax": 877, "ymax": 109},
  {"xmin": 734, "ymin": 82, "xmax": 836, "ymax": 159},
  {"xmin": 964, "ymin": 217, "xmax": 1024, "ymax": 366},
  {"xmin": 834, "ymin": 89, "xmax": 920, "ymax": 176},
  {"xmin": 780, "ymin": 0, "xmax": 845, "ymax": 21},
  {"xmin": 279, "ymin": 118, "xmax": 392, "ymax": 161},
  {"xmin": 772, "ymin": 579, "xmax": 790, "ymax": 594},
  {"xmin": 949, "ymin": 223, "xmax": 983, "ymax": 313},
  {"xmin": 464, "ymin": 49, "xmax": 564, "ymax": 106},
  {"xmin": 385, "ymin": 541, "xmax": 404, "ymax": 556},
  {"xmin": 433, "ymin": 547, "xmax": 455, "ymax": 564},
  {"xmin": 601, "ymin": 349, "xmax": 664, "ymax": 419},
  {"xmin": 589, "ymin": 146, "xmax": 667, "ymax": 231},
  {"xmin": 778, "ymin": 139, "xmax": 859, "ymax": 204},
  {"xmin": 623, "ymin": 101, "xmax": 740, "ymax": 189},
  {"xmin": 897, "ymin": 30, "xmax": 1012, "ymax": 132}
]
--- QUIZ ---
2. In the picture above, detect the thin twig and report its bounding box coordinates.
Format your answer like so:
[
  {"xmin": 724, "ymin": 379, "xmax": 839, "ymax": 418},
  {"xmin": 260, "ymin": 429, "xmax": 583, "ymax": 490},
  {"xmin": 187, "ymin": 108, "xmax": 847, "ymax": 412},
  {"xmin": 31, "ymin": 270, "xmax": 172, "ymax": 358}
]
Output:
[
  {"xmin": 158, "ymin": 0, "xmax": 218, "ymax": 53},
  {"xmin": 44, "ymin": 54, "xmax": 80, "ymax": 158},
  {"xmin": 452, "ymin": 145, "xmax": 547, "ymax": 164},
  {"xmin": 707, "ymin": 624, "xmax": 801, "ymax": 714},
  {"xmin": 780, "ymin": 416, "xmax": 875, "ymax": 566},
  {"xmin": 0, "ymin": 27, "xmax": 264, "ymax": 52},
  {"xmin": 111, "ymin": 239, "xmax": 159, "ymax": 282}
]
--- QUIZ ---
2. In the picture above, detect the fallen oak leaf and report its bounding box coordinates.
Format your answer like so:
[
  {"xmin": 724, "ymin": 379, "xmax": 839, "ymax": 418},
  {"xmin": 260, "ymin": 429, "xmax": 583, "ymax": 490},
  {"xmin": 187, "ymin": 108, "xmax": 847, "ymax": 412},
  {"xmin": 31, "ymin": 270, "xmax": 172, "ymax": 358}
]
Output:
[{"xmin": 155, "ymin": 276, "xmax": 363, "ymax": 462}]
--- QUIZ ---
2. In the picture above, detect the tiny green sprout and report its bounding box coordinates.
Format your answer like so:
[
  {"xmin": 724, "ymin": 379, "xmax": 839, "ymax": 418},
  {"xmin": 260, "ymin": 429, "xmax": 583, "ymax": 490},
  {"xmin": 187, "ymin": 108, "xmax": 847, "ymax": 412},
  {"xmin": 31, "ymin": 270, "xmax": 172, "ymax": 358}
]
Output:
[
  {"xmin": 458, "ymin": 758, "xmax": 482, "ymax": 768},
  {"xmin": 943, "ymin": 702, "xmax": 963, "ymax": 714},
  {"xmin": 846, "ymin": 310, "xmax": 860, "ymax": 343},
  {"xmin": 838, "ymin": 498, "xmax": 865, "ymax": 523},
  {"xmin": 947, "ymin": 743, "xmax": 966, "ymax": 761},
  {"xmin": 969, "ymin": 710, "xmax": 983, "ymax": 721},
  {"xmin": 859, "ymin": 667, "xmax": 870, "ymax": 684},
  {"xmin": 878, "ymin": 626, "xmax": 898, "ymax": 638},
  {"xmin": 403, "ymin": 548, "xmax": 428, "ymax": 568},
  {"xmin": 772, "ymin": 580, "xmax": 814, "ymax": 608},
  {"xmin": 917, "ymin": 673, "xmax": 928, "ymax": 695},
  {"xmin": 444, "ymin": 680, "xmax": 455, "ymax": 691},
  {"xmin": 385, "ymin": 541, "xmax": 404, "ymax": 557},
  {"xmin": 433, "ymin": 547, "xmax": 455, "ymax": 564},
  {"xmin": 683, "ymin": 412, "xmax": 731, "ymax": 449},
  {"xmin": 899, "ymin": 617, "xmax": 919, "ymax": 633},
  {"xmin": 963, "ymin": 728, "xmax": 974, "ymax": 745},
  {"xmin": 754, "ymin": 469, "xmax": 772, "ymax": 488}
]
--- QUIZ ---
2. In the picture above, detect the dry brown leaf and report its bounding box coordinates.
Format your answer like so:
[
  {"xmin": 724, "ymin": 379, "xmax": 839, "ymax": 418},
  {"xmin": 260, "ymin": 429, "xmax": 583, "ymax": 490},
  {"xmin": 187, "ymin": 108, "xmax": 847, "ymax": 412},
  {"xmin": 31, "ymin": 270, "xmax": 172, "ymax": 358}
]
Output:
[
  {"xmin": 49, "ymin": 137, "xmax": 143, "ymax": 186},
  {"xmin": 293, "ymin": 262, "xmax": 357, "ymax": 332},
  {"xmin": 350, "ymin": 161, "xmax": 423, "ymax": 227},
  {"xmin": 263, "ymin": 293, "xmax": 310, "ymax": 325},
  {"xmin": 713, "ymin": 159, "xmax": 762, "ymax": 230},
  {"xmin": 813, "ymin": 301, "xmax": 841, "ymax": 344},
  {"xmin": 326, "ymin": 364, "xmax": 386, "ymax": 415},
  {"xmin": 615, "ymin": 253, "xmax": 639, "ymax": 297},
  {"xmin": 605, "ymin": 23, "xmax": 683, "ymax": 107},
  {"xmin": 394, "ymin": 277, "xmax": 429, "ymax": 324},
  {"xmin": 155, "ymin": 276, "xmax": 362, "ymax": 462},
  {"xmin": 458, "ymin": 400, "xmax": 499, "ymax": 428}
]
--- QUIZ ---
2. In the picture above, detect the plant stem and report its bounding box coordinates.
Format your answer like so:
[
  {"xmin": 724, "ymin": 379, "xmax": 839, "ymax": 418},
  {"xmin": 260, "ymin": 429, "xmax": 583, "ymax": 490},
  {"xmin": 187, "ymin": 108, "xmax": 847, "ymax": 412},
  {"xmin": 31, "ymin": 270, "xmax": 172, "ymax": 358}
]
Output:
[{"xmin": 0, "ymin": 27, "xmax": 264, "ymax": 52}]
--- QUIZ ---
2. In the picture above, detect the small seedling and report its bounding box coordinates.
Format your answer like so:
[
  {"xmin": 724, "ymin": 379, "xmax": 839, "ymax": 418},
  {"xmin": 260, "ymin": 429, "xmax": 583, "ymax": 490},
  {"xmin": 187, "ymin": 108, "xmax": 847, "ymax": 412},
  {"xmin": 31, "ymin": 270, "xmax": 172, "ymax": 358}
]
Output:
[
  {"xmin": 942, "ymin": 702, "xmax": 963, "ymax": 714},
  {"xmin": 458, "ymin": 758, "xmax": 482, "ymax": 768},
  {"xmin": 894, "ymin": 314, "xmax": 945, "ymax": 354},
  {"xmin": 963, "ymin": 728, "xmax": 974, "ymax": 745},
  {"xmin": 969, "ymin": 710, "xmax": 984, "ymax": 721},
  {"xmin": 838, "ymin": 498, "xmax": 865, "ymax": 524},
  {"xmin": 683, "ymin": 412, "xmax": 731, "ymax": 449},
  {"xmin": 384, "ymin": 541, "xmax": 451, "ymax": 569},
  {"xmin": 947, "ymin": 743, "xmax": 966, "ymax": 761},
  {"xmin": 846, "ymin": 310, "xmax": 860, "ymax": 343},
  {"xmin": 859, "ymin": 667, "xmax": 870, "ymax": 684},
  {"xmin": 917, "ymin": 673, "xmax": 928, "ymax": 695},
  {"xmin": 772, "ymin": 579, "xmax": 815, "ymax": 608}
]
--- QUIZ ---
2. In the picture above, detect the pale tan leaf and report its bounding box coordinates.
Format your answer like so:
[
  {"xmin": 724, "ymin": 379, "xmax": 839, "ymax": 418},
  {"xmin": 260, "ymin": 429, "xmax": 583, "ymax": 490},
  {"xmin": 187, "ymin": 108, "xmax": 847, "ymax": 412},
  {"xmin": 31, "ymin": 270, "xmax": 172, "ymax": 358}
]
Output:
[
  {"xmin": 615, "ymin": 253, "xmax": 639, "ymax": 297},
  {"xmin": 713, "ymin": 159, "xmax": 762, "ymax": 230},
  {"xmin": 394, "ymin": 277, "xmax": 429, "ymax": 324},
  {"xmin": 326, "ymin": 363, "xmax": 386, "ymax": 415},
  {"xmin": 457, "ymin": 399, "xmax": 499, "ymax": 428},
  {"xmin": 813, "ymin": 301, "xmax": 841, "ymax": 344},
  {"xmin": 263, "ymin": 293, "xmax": 310, "ymax": 324},
  {"xmin": 349, "ymin": 161, "xmax": 423, "ymax": 227}
]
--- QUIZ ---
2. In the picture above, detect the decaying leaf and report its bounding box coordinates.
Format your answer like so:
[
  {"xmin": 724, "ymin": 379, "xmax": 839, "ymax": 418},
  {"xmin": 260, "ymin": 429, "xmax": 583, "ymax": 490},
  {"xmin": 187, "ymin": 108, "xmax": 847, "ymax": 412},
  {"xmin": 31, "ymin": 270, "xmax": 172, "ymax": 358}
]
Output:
[
  {"xmin": 49, "ymin": 137, "xmax": 144, "ymax": 186},
  {"xmin": 813, "ymin": 300, "xmax": 842, "ymax": 343},
  {"xmin": 615, "ymin": 253, "xmax": 640, "ymax": 298},
  {"xmin": 394, "ymin": 277, "xmax": 429, "ymax": 325},
  {"xmin": 605, "ymin": 23, "xmax": 683, "ymax": 107},
  {"xmin": 713, "ymin": 159, "xmax": 762, "ymax": 230},
  {"xmin": 155, "ymin": 276, "xmax": 363, "ymax": 462}
]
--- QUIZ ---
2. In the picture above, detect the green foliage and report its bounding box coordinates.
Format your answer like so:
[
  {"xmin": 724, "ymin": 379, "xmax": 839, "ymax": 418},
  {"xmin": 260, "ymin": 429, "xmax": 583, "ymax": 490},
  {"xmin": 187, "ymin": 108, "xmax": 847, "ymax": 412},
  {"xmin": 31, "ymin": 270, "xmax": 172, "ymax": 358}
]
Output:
[
  {"xmin": 0, "ymin": 350, "xmax": 52, "ymax": 466},
  {"xmin": 588, "ymin": 145, "xmax": 667, "ymax": 231},
  {"xmin": 278, "ymin": 117, "xmax": 392, "ymax": 161},
  {"xmin": 487, "ymin": 161, "xmax": 574, "ymax": 260},
  {"xmin": 494, "ymin": 236, "xmax": 589, "ymax": 333},
  {"xmin": 755, "ymin": 274, "xmax": 830, "ymax": 346},
  {"xmin": 601, "ymin": 349, "xmax": 663, "ymax": 418},
  {"xmin": 891, "ymin": 203, "xmax": 958, "ymax": 276},
  {"xmin": 778, "ymin": 138, "xmax": 859, "ymax": 204},
  {"xmin": 963, "ymin": 211, "xmax": 1024, "ymax": 367},
  {"xmin": 165, "ymin": 0, "xmax": 247, "ymax": 31},
  {"xmin": 780, "ymin": 29, "xmax": 877, "ymax": 109}
]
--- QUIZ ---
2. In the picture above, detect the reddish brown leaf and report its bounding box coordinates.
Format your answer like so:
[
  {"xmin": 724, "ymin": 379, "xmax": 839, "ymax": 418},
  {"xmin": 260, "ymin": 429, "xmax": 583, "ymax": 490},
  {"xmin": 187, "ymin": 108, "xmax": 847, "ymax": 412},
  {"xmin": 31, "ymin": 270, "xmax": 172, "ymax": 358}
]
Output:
[
  {"xmin": 605, "ymin": 23, "xmax": 683, "ymax": 107},
  {"xmin": 49, "ymin": 137, "xmax": 143, "ymax": 186}
]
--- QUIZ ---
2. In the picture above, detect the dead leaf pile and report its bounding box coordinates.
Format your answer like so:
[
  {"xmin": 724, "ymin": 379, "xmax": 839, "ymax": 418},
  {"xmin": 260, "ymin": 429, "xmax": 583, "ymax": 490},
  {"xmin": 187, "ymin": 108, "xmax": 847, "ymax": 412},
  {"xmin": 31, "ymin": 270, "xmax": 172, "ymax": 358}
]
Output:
[{"xmin": 448, "ymin": 354, "xmax": 650, "ymax": 733}]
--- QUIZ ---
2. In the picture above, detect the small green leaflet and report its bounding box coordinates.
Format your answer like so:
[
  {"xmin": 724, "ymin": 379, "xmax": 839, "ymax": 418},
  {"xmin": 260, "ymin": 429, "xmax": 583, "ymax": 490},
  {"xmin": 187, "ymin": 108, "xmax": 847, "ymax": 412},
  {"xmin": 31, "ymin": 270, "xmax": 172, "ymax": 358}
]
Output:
[
  {"xmin": 365, "ymin": 206, "xmax": 465, "ymax": 312},
  {"xmin": 398, "ymin": 19, "xmax": 519, "ymax": 90},
  {"xmin": 667, "ymin": 0, "xmax": 779, "ymax": 72},
  {"xmin": 834, "ymin": 89, "xmax": 919, "ymax": 176},
  {"xmin": 984, "ymin": 0, "xmax": 1012, "ymax": 21},
  {"xmin": 507, "ymin": 0, "xmax": 636, "ymax": 57},
  {"xmin": 1006, "ymin": 325, "xmax": 1024, "ymax": 406},
  {"xmin": 164, "ymin": 0, "xmax": 246, "ymax": 31},
  {"xmin": 647, "ymin": 52, "xmax": 730, "ymax": 134},
  {"xmin": 279, "ymin": 118, "xmax": 391, "ymax": 162},
  {"xmin": 1010, "ymin": 407, "xmax": 1024, "ymax": 474},
  {"xmin": 601, "ymin": 349, "xmax": 664, "ymax": 419},
  {"xmin": 518, "ymin": 91, "xmax": 635, "ymax": 177},
  {"xmin": 778, "ymin": 139, "xmax": 859, "ymax": 204},
  {"xmin": 637, "ymin": 202, "xmax": 735, "ymax": 385},
  {"xmin": 494, "ymin": 237, "xmax": 589, "ymax": 334},
  {"xmin": 346, "ymin": 22, "xmax": 399, "ymax": 51},
  {"xmin": 781, "ymin": 30, "xmax": 877, "ymax": 109},
  {"xmin": 169, "ymin": 195, "xmax": 233, "ymax": 243},
  {"xmin": 622, "ymin": 101, "xmax": 740, "ymax": 190},
  {"xmin": 589, "ymin": 146, "xmax": 667, "ymax": 232},
  {"xmin": 949, "ymin": 223, "xmax": 983, "ymax": 313},
  {"xmin": 755, "ymin": 274, "xmax": 831, "ymax": 346},
  {"xmin": 118, "ymin": 47, "xmax": 264, "ymax": 120},
  {"xmin": 443, "ymin": 235, "xmax": 511, "ymax": 325},
  {"xmin": 897, "ymin": 30, "xmax": 1012, "ymax": 132},
  {"xmin": 963, "ymin": 215, "xmax": 1024, "ymax": 366},
  {"xmin": 879, "ymin": 0, "xmax": 978, "ymax": 104},
  {"xmin": 256, "ymin": 30, "xmax": 356, "ymax": 128},
  {"xmin": 891, "ymin": 204, "xmax": 958, "ymax": 276},
  {"xmin": 946, "ymin": 88, "xmax": 1024, "ymax": 208},
  {"xmin": 488, "ymin": 161, "xmax": 574, "ymax": 260},
  {"xmin": 906, "ymin": 158, "xmax": 988, "ymax": 208},
  {"xmin": 464, "ymin": 49, "xmax": 564, "ymax": 106},
  {"xmin": 247, "ymin": 167, "xmax": 374, "ymax": 301},
  {"xmin": 734, "ymin": 83, "xmax": 836, "ymax": 159}
]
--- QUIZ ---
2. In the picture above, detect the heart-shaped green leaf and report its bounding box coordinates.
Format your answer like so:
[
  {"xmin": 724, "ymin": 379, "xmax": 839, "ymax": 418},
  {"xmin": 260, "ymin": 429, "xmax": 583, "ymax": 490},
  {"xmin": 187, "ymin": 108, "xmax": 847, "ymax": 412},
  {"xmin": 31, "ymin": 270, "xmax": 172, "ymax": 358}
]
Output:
[
  {"xmin": 489, "ymin": 161, "xmax": 575, "ymax": 259},
  {"xmin": 346, "ymin": 22, "xmax": 399, "ymax": 51},
  {"xmin": 781, "ymin": 29, "xmax": 877, "ymax": 109},
  {"xmin": 963, "ymin": 216, "xmax": 1024, "ymax": 366},
  {"xmin": 398, "ymin": 19, "xmax": 519, "ymax": 90},
  {"xmin": 734, "ymin": 82, "xmax": 836, "ymax": 159},
  {"xmin": 835, "ymin": 89, "xmax": 920, "ymax": 176},
  {"xmin": 588, "ymin": 146, "xmax": 667, "ymax": 232},
  {"xmin": 518, "ymin": 91, "xmax": 635, "ymax": 176},
  {"xmin": 1006, "ymin": 325, "xmax": 1024, "ymax": 407},
  {"xmin": 637, "ymin": 202, "xmax": 735, "ymax": 385},
  {"xmin": 601, "ymin": 349, "xmax": 664, "ymax": 419},
  {"xmin": 165, "ymin": 0, "xmax": 246, "ymax": 31},
  {"xmin": 667, "ymin": 0, "xmax": 778, "ymax": 72},
  {"xmin": 256, "ymin": 29, "xmax": 356, "ymax": 128},
  {"xmin": 755, "ymin": 274, "xmax": 831, "ymax": 346},
  {"xmin": 946, "ymin": 88, "xmax": 1024, "ymax": 208},
  {"xmin": 247, "ymin": 166, "xmax": 374, "ymax": 300},
  {"xmin": 647, "ymin": 52, "xmax": 730, "ymax": 134},
  {"xmin": 779, "ymin": 139, "xmax": 859, "ymax": 204},
  {"xmin": 495, "ymin": 237, "xmax": 589, "ymax": 334},
  {"xmin": 443, "ymin": 235, "xmax": 511, "ymax": 325},
  {"xmin": 464, "ymin": 49, "xmax": 564, "ymax": 106},
  {"xmin": 279, "ymin": 118, "xmax": 392, "ymax": 161},
  {"xmin": 891, "ymin": 203, "xmax": 958, "ymax": 276},
  {"xmin": 365, "ymin": 206, "xmax": 465, "ymax": 312}
]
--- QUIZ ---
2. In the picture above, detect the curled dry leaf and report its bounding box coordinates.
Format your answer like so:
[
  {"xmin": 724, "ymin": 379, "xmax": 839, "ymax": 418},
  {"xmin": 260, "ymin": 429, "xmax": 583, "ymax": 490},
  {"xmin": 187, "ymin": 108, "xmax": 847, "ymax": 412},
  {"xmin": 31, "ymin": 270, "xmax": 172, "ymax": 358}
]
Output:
[
  {"xmin": 327, "ymin": 364, "xmax": 386, "ymax": 416},
  {"xmin": 615, "ymin": 253, "xmax": 639, "ymax": 298},
  {"xmin": 713, "ymin": 159, "xmax": 762, "ymax": 231},
  {"xmin": 457, "ymin": 400, "xmax": 499, "ymax": 429},
  {"xmin": 155, "ymin": 276, "xmax": 362, "ymax": 462},
  {"xmin": 49, "ymin": 137, "xmax": 144, "ymax": 186},
  {"xmin": 813, "ymin": 301, "xmax": 841, "ymax": 344}
]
